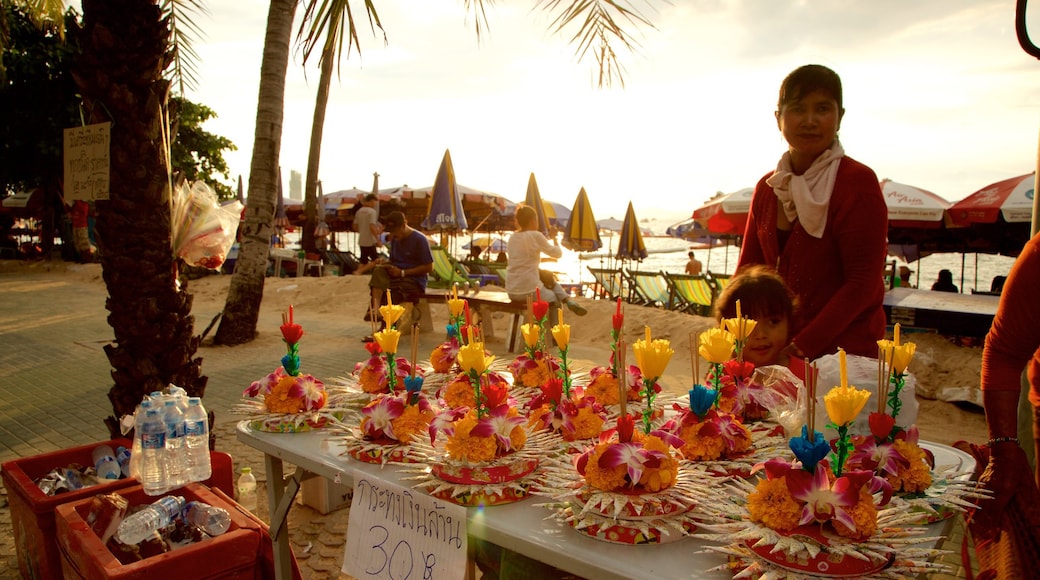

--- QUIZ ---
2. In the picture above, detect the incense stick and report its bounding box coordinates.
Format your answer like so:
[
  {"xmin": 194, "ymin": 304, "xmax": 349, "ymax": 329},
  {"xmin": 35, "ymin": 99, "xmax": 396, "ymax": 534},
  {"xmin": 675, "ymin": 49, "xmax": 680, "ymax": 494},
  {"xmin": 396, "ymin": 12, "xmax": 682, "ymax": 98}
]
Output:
[
  {"xmin": 618, "ymin": 337, "xmax": 627, "ymax": 418},
  {"xmin": 410, "ymin": 323, "xmax": 419, "ymax": 378},
  {"xmin": 689, "ymin": 332, "xmax": 698, "ymax": 385},
  {"xmin": 877, "ymin": 347, "xmax": 884, "ymax": 414}
]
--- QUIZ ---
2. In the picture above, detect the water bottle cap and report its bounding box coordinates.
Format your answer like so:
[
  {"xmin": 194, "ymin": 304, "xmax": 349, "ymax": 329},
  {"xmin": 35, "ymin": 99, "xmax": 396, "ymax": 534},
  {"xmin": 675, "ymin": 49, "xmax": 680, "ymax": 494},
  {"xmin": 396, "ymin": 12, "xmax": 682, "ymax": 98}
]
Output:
[
  {"xmin": 141, "ymin": 400, "xmax": 153, "ymax": 408},
  {"xmin": 145, "ymin": 408, "xmax": 159, "ymax": 417},
  {"xmin": 164, "ymin": 400, "xmax": 176, "ymax": 407},
  {"xmin": 241, "ymin": 467, "xmax": 252, "ymax": 474},
  {"xmin": 189, "ymin": 397, "xmax": 201, "ymax": 405}
]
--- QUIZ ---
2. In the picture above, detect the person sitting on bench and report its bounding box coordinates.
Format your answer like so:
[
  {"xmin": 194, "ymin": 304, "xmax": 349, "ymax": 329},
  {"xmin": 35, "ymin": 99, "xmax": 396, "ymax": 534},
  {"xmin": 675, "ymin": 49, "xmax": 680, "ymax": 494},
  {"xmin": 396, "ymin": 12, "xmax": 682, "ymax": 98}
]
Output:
[{"xmin": 364, "ymin": 211, "xmax": 433, "ymax": 342}]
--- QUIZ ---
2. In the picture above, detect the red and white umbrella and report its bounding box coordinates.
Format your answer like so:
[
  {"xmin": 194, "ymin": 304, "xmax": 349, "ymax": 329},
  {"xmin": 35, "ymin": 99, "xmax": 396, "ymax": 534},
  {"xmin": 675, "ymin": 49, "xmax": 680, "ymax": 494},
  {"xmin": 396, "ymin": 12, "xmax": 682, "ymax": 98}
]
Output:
[
  {"xmin": 692, "ymin": 187, "xmax": 753, "ymax": 235},
  {"xmin": 880, "ymin": 179, "xmax": 951, "ymax": 228},
  {"xmin": 949, "ymin": 172, "xmax": 1036, "ymax": 226}
]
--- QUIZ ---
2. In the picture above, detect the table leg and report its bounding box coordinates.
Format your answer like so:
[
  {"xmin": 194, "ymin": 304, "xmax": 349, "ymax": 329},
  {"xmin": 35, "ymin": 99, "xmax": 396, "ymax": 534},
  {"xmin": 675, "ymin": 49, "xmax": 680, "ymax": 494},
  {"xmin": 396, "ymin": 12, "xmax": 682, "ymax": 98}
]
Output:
[{"xmin": 265, "ymin": 453, "xmax": 296, "ymax": 580}]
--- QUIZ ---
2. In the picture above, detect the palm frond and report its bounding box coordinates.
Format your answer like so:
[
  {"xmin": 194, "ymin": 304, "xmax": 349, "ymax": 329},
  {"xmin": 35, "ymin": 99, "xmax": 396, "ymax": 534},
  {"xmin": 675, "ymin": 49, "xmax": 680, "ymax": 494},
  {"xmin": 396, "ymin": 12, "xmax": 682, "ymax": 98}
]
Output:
[
  {"xmin": 22, "ymin": 0, "xmax": 67, "ymax": 39},
  {"xmin": 162, "ymin": 0, "xmax": 207, "ymax": 94},
  {"xmin": 537, "ymin": 0, "xmax": 658, "ymax": 88},
  {"xmin": 462, "ymin": 0, "xmax": 494, "ymax": 44},
  {"xmin": 297, "ymin": 0, "xmax": 386, "ymax": 74}
]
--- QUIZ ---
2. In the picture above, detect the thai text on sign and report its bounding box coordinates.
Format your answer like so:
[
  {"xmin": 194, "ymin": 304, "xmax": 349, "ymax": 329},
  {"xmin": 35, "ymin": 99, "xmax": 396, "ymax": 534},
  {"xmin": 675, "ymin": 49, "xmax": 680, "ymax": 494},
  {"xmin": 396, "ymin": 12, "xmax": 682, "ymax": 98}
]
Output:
[
  {"xmin": 344, "ymin": 476, "xmax": 467, "ymax": 580},
  {"xmin": 64, "ymin": 123, "xmax": 111, "ymax": 201}
]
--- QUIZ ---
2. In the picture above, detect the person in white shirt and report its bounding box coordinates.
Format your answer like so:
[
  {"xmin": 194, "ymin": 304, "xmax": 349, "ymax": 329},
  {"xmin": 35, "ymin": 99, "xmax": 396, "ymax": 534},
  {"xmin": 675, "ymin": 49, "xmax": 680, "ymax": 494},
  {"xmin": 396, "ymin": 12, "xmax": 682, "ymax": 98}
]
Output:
[
  {"xmin": 354, "ymin": 194, "xmax": 382, "ymax": 264},
  {"xmin": 506, "ymin": 205, "xmax": 586, "ymax": 316}
]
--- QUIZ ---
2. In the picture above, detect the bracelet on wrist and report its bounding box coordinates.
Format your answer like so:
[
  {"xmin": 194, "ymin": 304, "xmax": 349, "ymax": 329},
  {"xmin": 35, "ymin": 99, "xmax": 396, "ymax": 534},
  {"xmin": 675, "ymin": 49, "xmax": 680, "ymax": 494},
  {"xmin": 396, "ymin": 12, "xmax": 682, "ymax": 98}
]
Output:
[{"xmin": 987, "ymin": 436, "xmax": 1019, "ymax": 447}]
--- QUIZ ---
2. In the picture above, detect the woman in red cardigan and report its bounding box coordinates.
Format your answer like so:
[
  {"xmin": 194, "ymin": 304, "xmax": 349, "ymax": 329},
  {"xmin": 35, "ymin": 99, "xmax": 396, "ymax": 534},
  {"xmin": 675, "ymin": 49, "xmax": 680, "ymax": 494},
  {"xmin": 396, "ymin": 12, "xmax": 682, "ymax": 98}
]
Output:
[{"xmin": 738, "ymin": 64, "xmax": 887, "ymax": 361}]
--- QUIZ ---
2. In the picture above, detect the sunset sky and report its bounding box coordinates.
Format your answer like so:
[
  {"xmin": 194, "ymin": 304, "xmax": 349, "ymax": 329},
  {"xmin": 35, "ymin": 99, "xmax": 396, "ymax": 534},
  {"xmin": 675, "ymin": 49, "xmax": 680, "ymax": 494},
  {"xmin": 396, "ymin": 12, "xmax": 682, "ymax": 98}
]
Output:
[{"xmin": 179, "ymin": 0, "xmax": 1040, "ymax": 221}]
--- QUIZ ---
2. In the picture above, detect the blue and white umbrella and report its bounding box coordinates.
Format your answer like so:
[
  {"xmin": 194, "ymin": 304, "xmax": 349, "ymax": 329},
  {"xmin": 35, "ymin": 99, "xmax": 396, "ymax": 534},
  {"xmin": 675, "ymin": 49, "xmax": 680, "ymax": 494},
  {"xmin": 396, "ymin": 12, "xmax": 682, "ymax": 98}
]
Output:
[{"xmin": 421, "ymin": 149, "xmax": 468, "ymax": 232}]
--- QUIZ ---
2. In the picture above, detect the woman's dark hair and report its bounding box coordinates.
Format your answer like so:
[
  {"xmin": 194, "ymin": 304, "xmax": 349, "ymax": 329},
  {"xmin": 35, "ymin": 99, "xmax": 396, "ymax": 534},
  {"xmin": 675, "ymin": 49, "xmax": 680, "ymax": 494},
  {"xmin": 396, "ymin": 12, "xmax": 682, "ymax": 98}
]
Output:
[
  {"xmin": 938, "ymin": 269, "xmax": 954, "ymax": 283},
  {"xmin": 777, "ymin": 64, "xmax": 843, "ymax": 112},
  {"xmin": 713, "ymin": 265, "xmax": 797, "ymax": 323}
]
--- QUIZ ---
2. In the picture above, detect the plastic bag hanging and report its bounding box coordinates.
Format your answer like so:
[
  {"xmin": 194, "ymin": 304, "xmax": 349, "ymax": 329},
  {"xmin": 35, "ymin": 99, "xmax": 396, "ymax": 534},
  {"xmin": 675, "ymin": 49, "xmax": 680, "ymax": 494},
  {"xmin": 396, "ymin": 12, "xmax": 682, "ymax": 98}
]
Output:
[{"xmin": 171, "ymin": 180, "xmax": 243, "ymax": 269}]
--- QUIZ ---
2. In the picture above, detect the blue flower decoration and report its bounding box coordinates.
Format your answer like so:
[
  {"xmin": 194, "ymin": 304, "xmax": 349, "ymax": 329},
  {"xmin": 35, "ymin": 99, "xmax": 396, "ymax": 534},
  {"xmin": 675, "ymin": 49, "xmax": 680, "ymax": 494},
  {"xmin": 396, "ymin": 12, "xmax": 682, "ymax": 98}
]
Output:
[
  {"xmin": 688, "ymin": 384, "xmax": 717, "ymax": 418},
  {"xmin": 281, "ymin": 353, "xmax": 300, "ymax": 376},
  {"xmin": 404, "ymin": 375, "xmax": 424, "ymax": 394},
  {"xmin": 789, "ymin": 425, "xmax": 830, "ymax": 472},
  {"xmin": 446, "ymin": 324, "xmax": 460, "ymax": 339}
]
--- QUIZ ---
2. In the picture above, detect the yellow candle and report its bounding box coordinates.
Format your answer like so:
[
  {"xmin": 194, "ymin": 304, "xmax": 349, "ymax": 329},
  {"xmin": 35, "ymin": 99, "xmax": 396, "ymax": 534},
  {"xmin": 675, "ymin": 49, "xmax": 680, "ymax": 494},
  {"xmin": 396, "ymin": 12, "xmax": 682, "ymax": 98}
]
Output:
[
  {"xmin": 645, "ymin": 326, "xmax": 651, "ymax": 344},
  {"xmin": 452, "ymin": 283, "xmax": 458, "ymax": 301},
  {"xmin": 839, "ymin": 348, "xmax": 848, "ymax": 389},
  {"xmin": 894, "ymin": 323, "xmax": 901, "ymax": 346},
  {"xmin": 558, "ymin": 308, "xmax": 564, "ymax": 326},
  {"xmin": 385, "ymin": 289, "xmax": 393, "ymax": 307}
]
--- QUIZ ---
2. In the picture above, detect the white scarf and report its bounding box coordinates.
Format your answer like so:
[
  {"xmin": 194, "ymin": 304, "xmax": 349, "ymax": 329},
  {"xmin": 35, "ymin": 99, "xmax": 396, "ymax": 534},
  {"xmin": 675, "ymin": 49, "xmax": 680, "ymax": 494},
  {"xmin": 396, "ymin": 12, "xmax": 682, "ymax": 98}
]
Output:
[{"xmin": 765, "ymin": 140, "xmax": 845, "ymax": 239}]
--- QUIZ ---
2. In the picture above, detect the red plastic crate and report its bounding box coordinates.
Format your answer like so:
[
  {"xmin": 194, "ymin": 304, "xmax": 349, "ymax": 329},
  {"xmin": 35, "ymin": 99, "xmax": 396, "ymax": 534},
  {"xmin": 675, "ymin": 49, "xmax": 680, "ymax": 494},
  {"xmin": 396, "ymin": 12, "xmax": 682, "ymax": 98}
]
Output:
[
  {"xmin": 55, "ymin": 482, "xmax": 263, "ymax": 579},
  {"xmin": 1, "ymin": 438, "xmax": 136, "ymax": 580}
]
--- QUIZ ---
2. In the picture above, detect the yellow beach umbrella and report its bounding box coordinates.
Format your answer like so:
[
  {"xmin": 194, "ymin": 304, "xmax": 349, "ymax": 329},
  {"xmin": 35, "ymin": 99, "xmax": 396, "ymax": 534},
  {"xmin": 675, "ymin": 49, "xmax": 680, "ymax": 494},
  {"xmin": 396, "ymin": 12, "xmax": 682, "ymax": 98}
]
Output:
[{"xmin": 562, "ymin": 187, "xmax": 602, "ymax": 252}]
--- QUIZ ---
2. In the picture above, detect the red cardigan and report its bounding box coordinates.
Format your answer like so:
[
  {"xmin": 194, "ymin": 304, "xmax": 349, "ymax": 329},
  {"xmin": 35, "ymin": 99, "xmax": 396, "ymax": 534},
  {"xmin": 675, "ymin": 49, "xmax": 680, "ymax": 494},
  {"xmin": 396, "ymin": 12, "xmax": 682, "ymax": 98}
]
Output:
[
  {"xmin": 738, "ymin": 157, "xmax": 888, "ymax": 360},
  {"xmin": 981, "ymin": 232, "xmax": 1040, "ymax": 405}
]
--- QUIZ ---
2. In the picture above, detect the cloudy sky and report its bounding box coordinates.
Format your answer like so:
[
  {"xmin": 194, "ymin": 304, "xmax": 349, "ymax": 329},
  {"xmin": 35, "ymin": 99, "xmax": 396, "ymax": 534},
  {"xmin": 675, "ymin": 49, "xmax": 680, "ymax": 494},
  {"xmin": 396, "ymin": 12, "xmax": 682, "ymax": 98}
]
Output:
[{"xmin": 182, "ymin": 0, "xmax": 1040, "ymax": 221}]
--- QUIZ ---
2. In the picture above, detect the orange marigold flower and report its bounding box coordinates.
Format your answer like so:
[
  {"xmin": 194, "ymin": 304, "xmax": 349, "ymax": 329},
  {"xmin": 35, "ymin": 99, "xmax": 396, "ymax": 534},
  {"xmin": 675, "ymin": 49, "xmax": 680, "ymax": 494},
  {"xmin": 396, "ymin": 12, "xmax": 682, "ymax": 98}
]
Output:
[
  {"xmin": 637, "ymin": 435, "xmax": 679, "ymax": 492},
  {"xmin": 446, "ymin": 412, "xmax": 497, "ymax": 463},
  {"xmin": 264, "ymin": 375, "xmax": 306, "ymax": 414},
  {"xmin": 391, "ymin": 404, "xmax": 433, "ymax": 444},
  {"xmin": 584, "ymin": 372, "xmax": 621, "ymax": 405},
  {"xmin": 748, "ymin": 476, "xmax": 801, "ymax": 532},
  {"xmin": 566, "ymin": 406, "xmax": 606, "ymax": 442},
  {"xmin": 583, "ymin": 443, "xmax": 628, "ymax": 491},
  {"xmin": 443, "ymin": 374, "xmax": 478, "ymax": 409},
  {"xmin": 887, "ymin": 440, "xmax": 933, "ymax": 493},
  {"xmin": 513, "ymin": 358, "xmax": 553, "ymax": 388},
  {"xmin": 507, "ymin": 408, "xmax": 528, "ymax": 451},
  {"xmin": 833, "ymin": 489, "xmax": 878, "ymax": 540},
  {"xmin": 677, "ymin": 421, "xmax": 727, "ymax": 461}
]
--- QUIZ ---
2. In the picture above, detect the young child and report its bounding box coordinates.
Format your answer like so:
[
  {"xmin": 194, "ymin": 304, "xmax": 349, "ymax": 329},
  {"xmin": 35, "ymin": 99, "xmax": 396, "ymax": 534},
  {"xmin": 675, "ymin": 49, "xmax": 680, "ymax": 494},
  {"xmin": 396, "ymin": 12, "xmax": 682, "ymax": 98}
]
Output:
[{"xmin": 713, "ymin": 264, "xmax": 805, "ymax": 380}]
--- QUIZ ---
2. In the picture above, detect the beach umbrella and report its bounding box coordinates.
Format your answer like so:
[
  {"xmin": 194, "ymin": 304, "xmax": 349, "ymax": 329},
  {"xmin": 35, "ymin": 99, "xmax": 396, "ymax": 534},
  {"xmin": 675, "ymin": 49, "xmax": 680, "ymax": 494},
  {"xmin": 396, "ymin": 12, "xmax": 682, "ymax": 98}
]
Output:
[
  {"xmin": 463, "ymin": 237, "xmax": 508, "ymax": 253},
  {"xmin": 314, "ymin": 181, "xmax": 330, "ymax": 238},
  {"xmin": 237, "ymin": 175, "xmax": 244, "ymax": 204},
  {"xmin": 596, "ymin": 217, "xmax": 624, "ymax": 232},
  {"xmin": 562, "ymin": 187, "xmax": 602, "ymax": 252},
  {"xmin": 421, "ymin": 149, "xmax": 468, "ymax": 233},
  {"xmin": 523, "ymin": 173, "xmax": 550, "ymax": 236},
  {"xmin": 616, "ymin": 201, "xmax": 648, "ymax": 262},
  {"xmin": 880, "ymin": 179, "xmax": 952, "ymax": 228},
  {"xmin": 274, "ymin": 167, "xmax": 290, "ymax": 229},
  {"xmin": 544, "ymin": 200, "xmax": 570, "ymax": 226},
  {"xmin": 949, "ymin": 172, "xmax": 1035, "ymax": 226},
  {"xmin": 692, "ymin": 187, "xmax": 753, "ymax": 234}
]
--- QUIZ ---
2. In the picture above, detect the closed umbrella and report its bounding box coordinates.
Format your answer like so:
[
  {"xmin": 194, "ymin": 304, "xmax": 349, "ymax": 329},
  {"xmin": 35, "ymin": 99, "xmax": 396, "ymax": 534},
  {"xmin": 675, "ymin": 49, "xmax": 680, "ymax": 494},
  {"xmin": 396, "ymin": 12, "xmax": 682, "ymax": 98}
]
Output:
[
  {"xmin": 421, "ymin": 149, "xmax": 469, "ymax": 234},
  {"xmin": 616, "ymin": 201, "xmax": 647, "ymax": 262},
  {"xmin": 274, "ymin": 167, "xmax": 289, "ymax": 229},
  {"xmin": 237, "ymin": 175, "xmax": 244, "ymax": 204},
  {"xmin": 562, "ymin": 187, "xmax": 602, "ymax": 252},
  {"xmin": 314, "ymin": 181, "xmax": 330, "ymax": 239},
  {"xmin": 524, "ymin": 173, "xmax": 550, "ymax": 236}
]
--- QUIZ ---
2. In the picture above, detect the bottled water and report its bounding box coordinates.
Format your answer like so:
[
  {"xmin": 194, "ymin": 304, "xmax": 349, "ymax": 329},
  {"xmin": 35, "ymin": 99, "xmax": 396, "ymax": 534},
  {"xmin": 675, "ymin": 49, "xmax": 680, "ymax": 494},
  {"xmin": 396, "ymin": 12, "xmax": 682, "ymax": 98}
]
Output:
[
  {"xmin": 115, "ymin": 445, "xmax": 131, "ymax": 478},
  {"xmin": 139, "ymin": 409, "xmax": 167, "ymax": 495},
  {"xmin": 129, "ymin": 400, "xmax": 154, "ymax": 480},
  {"xmin": 237, "ymin": 467, "xmax": 258, "ymax": 512},
  {"xmin": 92, "ymin": 445, "xmax": 120, "ymax": 480},
  {"xmin": 183, "ymin": 397, "xmax": 211, "ymax": 482},
  {"xmin": 183, "ymin": 501, "xmax": 231, "ymax": 536},
  {"xmin": 163, "ymin": 400, "xmax": 188, "ymax": 489},
  {"xmin": 115, "ymin": 495, "xmax": 185, "ymax": 545}
]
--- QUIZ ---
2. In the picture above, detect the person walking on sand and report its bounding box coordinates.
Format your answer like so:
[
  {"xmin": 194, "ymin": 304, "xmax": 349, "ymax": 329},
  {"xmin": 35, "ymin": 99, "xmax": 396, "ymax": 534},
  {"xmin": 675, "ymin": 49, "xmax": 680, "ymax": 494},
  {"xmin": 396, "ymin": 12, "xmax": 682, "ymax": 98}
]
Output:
[
  {"xmin": 738, "ymin": 64, "xmax": 887, "ymax": 361},
  {"xmin": 354, "ymin": 193, "xmax": 382, "ymax": 265},
  {"xmin": 506, "ymin": 205, "xmax": 586, "ymax": 316},
  {"xmin": 685, "ymin": 251, "xmax": 703, "ymax": 275}
]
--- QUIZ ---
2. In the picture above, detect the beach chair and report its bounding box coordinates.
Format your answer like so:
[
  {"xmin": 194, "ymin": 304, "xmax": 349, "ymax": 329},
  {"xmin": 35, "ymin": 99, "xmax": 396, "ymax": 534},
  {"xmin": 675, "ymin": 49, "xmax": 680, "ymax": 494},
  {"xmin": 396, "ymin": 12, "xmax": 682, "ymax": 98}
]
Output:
[
  {"xmin": 707, "ymin": 271, "xmax": 731, "ymax": 296},
  {"xmin": 587, "ymin": 266, "xmax": 625, "ymax": 301},
  {"xmin": 429, "ymin": 246, "xmax": 498, "ymax": 289},
  {"xmin": 665, "ymin": 272, "xmax": 716, "ymax": 316},
  {"xmin": 625, "ymin": 269, "xmax": 672, "ymax": 308}
]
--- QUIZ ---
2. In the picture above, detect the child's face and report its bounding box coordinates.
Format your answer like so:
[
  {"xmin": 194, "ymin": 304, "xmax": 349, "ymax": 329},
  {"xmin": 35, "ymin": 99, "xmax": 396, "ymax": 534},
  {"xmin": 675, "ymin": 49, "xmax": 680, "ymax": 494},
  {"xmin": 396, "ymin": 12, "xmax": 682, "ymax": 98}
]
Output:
[{"xmin": 744, "ymin": 314, "xmax": 789, "ymax": 367}]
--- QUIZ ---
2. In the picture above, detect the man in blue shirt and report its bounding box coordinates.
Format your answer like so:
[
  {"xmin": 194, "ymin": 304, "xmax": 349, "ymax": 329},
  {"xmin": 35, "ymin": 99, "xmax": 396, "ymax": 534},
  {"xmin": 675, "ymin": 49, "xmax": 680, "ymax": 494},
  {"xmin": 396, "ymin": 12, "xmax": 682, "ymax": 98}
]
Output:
[{"xmin": 365, "ymin": 211, "xmax": 433, "ymax": 341}]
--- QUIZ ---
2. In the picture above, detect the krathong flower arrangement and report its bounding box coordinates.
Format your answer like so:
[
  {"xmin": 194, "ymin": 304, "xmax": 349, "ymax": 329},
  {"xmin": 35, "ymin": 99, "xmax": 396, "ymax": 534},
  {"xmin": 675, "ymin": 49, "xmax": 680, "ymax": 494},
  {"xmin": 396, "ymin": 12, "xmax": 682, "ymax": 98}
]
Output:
[
  {"xmin": 844, "ymin": 325, "xmax": 981, "ymax": 521},
  {"xmin": 428, "ymin": 285, "xmax": 468, "ymax": 374},
  {"xmin": 406, "ymin": 331, "xmax": 558, "ymax": 506},
  {"xmin": 237, "ymin": 306, "xmax": 351, "ymax": 432},
  {"xmin": 584, "ymin": 298, "xmax": 642, "ymax": 405},
  {"xmin": 507, "ymin": 289, "xmax": 560, "ymax": 389},
  {"xmin": 693, "ymin": 357, "xmax": 955, "ymax": 579},
  {"xmin": 353, "ymin": 292, "xmax": 422, "ymax": 394}
]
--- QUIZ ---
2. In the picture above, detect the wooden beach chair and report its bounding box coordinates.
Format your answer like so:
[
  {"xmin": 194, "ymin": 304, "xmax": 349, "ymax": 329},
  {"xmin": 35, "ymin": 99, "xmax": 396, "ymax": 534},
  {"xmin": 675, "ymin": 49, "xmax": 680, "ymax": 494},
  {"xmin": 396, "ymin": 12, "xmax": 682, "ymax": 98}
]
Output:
[
  {"xmin": 665, "ymin": 272, "xmax": 716, "ymax": 316},
  {"xmin": 625, "ymin": 269, "xmax": 672, "ymax": 308},
  {"xmin": 587, "ymin": 266, "xmax": 625, "ymax": 301}
]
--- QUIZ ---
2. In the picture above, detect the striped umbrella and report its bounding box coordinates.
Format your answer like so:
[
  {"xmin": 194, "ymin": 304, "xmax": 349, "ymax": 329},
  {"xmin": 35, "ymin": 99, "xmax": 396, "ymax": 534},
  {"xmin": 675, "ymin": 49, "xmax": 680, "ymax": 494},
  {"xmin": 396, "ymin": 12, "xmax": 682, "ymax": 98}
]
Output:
[
  {"xmin": 524, "ymin": 172, "xmax": 550, "ymax": 236},
  {"xmin": 421, "ymin": 149, "xmax": 468, "ymax": 232},
  {"xmin": 274, "ymin": 167, "xmax": 290, "ymax": 228},
  {"xmin": 615, "ymin": 201, "xmax": 647, "ymax": 262},
  {"xmin": 562, "ymin": 187, "xmax": 602, "ymax": 252}
]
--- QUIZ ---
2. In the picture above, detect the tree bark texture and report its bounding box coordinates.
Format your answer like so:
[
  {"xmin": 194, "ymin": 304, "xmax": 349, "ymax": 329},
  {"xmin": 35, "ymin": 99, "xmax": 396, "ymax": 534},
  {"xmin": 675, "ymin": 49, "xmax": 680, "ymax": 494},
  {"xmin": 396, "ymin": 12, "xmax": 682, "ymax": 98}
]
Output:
[
  {"xmin": 214, "ymin": 0, "xmax": 298, "ymax": 346},
  {"xmin": 74, "ymin": 0, "xmax": 206, "ymax": 438}
]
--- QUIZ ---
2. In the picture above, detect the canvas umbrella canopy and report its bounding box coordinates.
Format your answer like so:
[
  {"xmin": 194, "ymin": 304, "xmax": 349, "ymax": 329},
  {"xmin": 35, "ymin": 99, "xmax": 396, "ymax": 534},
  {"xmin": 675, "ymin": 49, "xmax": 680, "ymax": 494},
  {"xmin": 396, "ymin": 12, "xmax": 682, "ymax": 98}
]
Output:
[
  {"xmin": 881, "ymin": 179, "xmax": 952, "ymax": 228},
  {"xmin": 616, "ymin": 201, "xmax": 648, "ymax": 262},
  {"xmin": 314, "ymin": 181, "xmax": 330, "ymax": 238},
  {"xmin": 274, "ymin": 167, "xmax": 290, "ymax": 229},
  {"xmin": 421, "ymin": 149, "xmax": 469, "ymax": 233},
  {"xmin": 237, "ymin": 175, "xmax": 244, "ymax": 204},
  {"xmin": 949, "ymin": 172, "xmax": 1035, "ymax": 226},
  {"xmin": 692, "ymin": 187, "xmax": 753, "ymax": 235},
  {"xmin": 562, "ymin": 187, "xmax": 602, "ymax": 252},
  {"xmin": 596, "ymin": 217, "xmax": 624, "ymax": 232},
  {"xmin": 544, "ymin": 201, "xmax": 570, "ymax": 226},
  {"xmin": 524, "ymin": 173, "xmax": 550, "ymax": 235}
]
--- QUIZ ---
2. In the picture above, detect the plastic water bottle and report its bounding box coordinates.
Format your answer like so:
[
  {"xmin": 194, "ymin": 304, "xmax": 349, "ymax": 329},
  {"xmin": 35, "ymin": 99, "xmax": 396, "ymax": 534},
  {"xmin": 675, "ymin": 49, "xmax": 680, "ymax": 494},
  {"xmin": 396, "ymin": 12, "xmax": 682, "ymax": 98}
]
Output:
[
  {"xmin": 130, "ymin": 400, "xmax": 154, "ymax": 480},
  {"xmin": 115, "ymin": 445, "xmax": 131, "ymax": 478},
  {"xmin": 183, "ymin": 397, "xmax": 211, "ymax": 482},
  {"xmin": 183, "ymin": 501, "xmax": 231, "ymax": 536},
  {"xmin": 139, "ymin": 408, "xmax": 167, "ymax": 495},
  {"xmin": 115, "ymin": 495, "xmax": 185, "ymax": 545},
  {"xmin": 237, "ymin": 467, "xmax": 258, "ymax": 512},
  {"xmin": 92, "ymin": 445, "xmax": 120, "ymax": 480},
  {"xmin": 163, "ymin": 399, "xmax": 188, "ymax": 489}
]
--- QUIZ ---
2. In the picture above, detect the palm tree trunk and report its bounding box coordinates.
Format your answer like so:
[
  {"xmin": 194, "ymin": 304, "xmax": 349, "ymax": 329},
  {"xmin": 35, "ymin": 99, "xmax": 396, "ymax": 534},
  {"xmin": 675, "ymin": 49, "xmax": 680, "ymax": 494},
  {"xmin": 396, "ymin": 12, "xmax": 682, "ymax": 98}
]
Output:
[
  {"xmin": 75, "ymin": 0, "xmax": 206, "ymax": 438},
  {"xmin": 214, "ymin": 0, "xmax": 298, "ymax": 345},
  {"xmin": 301, "ymin": 43, "xmax": 335, "ymax": 254}
]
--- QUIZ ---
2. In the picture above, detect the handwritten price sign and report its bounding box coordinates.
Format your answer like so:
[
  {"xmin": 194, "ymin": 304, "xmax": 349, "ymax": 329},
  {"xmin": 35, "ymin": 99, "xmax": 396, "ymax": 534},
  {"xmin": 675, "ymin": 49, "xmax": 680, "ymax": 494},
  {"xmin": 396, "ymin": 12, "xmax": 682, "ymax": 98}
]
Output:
[
  {"xmin": 63, "ymin": 123, "xmax": 111, "ymax": 201},
  {"xmin": 344, "ymin": 476, "xmax": 467, "ymax": 580}
]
